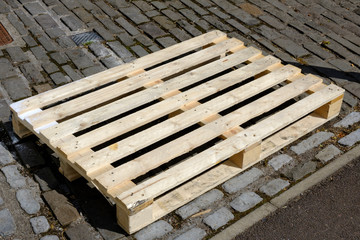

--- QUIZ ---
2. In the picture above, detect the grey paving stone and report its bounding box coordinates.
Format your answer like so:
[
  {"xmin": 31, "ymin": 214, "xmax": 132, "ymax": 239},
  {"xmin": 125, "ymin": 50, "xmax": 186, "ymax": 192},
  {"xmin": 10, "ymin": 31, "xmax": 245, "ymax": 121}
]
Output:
[
  {"xmin": 7, "ymin": 13, "xmax": 28, "ymax": 35},
  {"xmin": 0, "ymin": 0, "xmax": 10, "ymax": 13},
  {"xmin": 139, "ymin": 22, "xmax": 167, "ymax": 38},
  {"xmin": 260, "ymin": 178, "xmax": 290, "ymax": 196},
  {"xmin": 95, "ymin": 1, "xmax": 120, "ymax": 18},
  {"xmin": 269, "ymin": 154, "xmax": 293, "ymax": 171},
  {"xmin": 100, "ymin": 56, "xmax": 123, "ymax": 69},
  {"xmin": 145, "ymin": 9, "xmax": 160, "ymax": 17},
  {"xmin": 203, "ymin": 15, "xmax": 232, "ymax": 31},
  {"xmin": 0, "ymin": 99, "xmax": 10, "ymax": 123},
  {"xmin": 40, "ymin": 235, "xmax": 60, "ymax": 240},
  {"xmin": 52, "ymin": 3, "xmax": 71, "ymax": 16},
  {"xmin": 20, "ymin": 62, "xmax": 46, "ymax": 84},
  {"xmin": 65, "ymin": 223, "xmax": 99, "ymax": 240},
  {"xmin": 118, "ymin": 32, "xmax": 135, "ymax": 46},
  {"xmin": 203, "ymin": 207, "xmax": 234, "ymax": 230},
  {"xmin": 259, "ymin": 14, "xmax": 286, "ymax": 29},
  {"xmin": 174, "ymin": 227, "xmax": 206, "ymax": 240},
  {"xmin": 30, "ymin": 46, "xmax": 49, "ymax": 61},
  {"xmin": 66, "ymin": 49, "xmax": 95, "ymax": 69},
  {"xmin": 273, "ymin": 37, "xmax": 310, "ymax": 58},
  {"xmin": 119, "ymin": 5, "xmax": 150, "ymax": 24},
  {"xmin": 82, "ymin": 65, "xmax": 106, "ymax": 77},
  {"xmin": 0, "ymin": 58, "xmax": 17, "ymax": 80},
  {"xmin": 35, "ymin": 14, "xmax": 59, "ymax": 30},
  {"xmin": 135, "ymin": 34, "xmax": 154, "ymax": 46},
  {"xmin": 209, "ymin": 6, "xmax": 230, "ymax": 19},
  {"xmin": 14, "ymin": 9, "xmax": 37, "ymax": 28},
  {"xmin": 152, "ymin": 1, "xmax": 168, "ymax": 10},
  {"xmin": 107, "ymin": 41, "xmax": 134, "ymax": 62},
  {"xmin": 0, "ymin": 209, "xmax": 16, "ymax": 237},
  {"xmin": 303, "ymin": 42, "xmax": 335, "ymax": 60},
  {"xmin": 179, "ymin": 8, "xmax": 200, "ymax": 22},
  {"xmin": 131, "ymin": 45, "xmax": 148, "ymax": 57},
  {"xmin": 315, "ymin": 145, "xmax": 342, "ymax": 163},
  {"xmin": 30, "ymin": 216, "xmax": 50, "ymax": 234},
  {"xmin": 38, "ymin": 35, "xmax": 59, "ymax": 52},
  {"xmin": 169, "ymin": 28, "xmax": 191, "ymax": 42},
  {"xmin": 134, "ymin": 220, "xmax": 173, "ymax": 240},
  {"xmin": 226, "ymin": 19, "xmax": 251, "ymax": 35},
  {"xmin": 2, "ymin": 77, "xmax": 32, "ymax": 101},
  {"xmin": 34, "ymin": 167, "xmax": 59, "ymax": 191},
  {"xmin": 73, "ymin": 7, "xmax": 94, "ymax": 23},
  {"xmin": 16, "ymin": 189, "xmax": 40, "ymax": 214},
  {"xmin": 156, "ymin": 37, "xmax": 177, "ymax": 48},
  {"xmin": 43, "ymin": 190, "xmax": 80, "ymax": 226},
  {"xmin": 50, "ymin": 52, "xmax": 68, "ymax": 65},
  {"xmin": 24, "ymin": 2, "xmax": 46, "ymax": 15},
  {"xmin": 98, "ymin": 18, "xmax": 123, "ymax": 34},
  {"xmin": 285, "ymin": 161, "xmax": 317, "ymax": 181},
  {"xmin": 0, "ymin": 196, "xmax": 3, "ymax": 206},
  {"xmin": 62, "ymin": 15, "xmax": 86, "ymax": 31},
  {"xmin": 50, "ymin": 72, "xmax": 70, "ymax": 85},
  {"xmin": 92, "ymin": 26, "xmax": 115, "ymax": 41},
  {"xmin": 230, "ymin": 192, "xmax": 263, "ymax": 212},
  {"xmin": 181, "ymin": 0, "xmax": 208, "ymax": 15},
  {"xmin": 89, "ymin": 42, "xmax": 112, "ymax": 58},
  {"xmin": 46, "ymin": 28, "xmax": 66, "ymax": 39},
  {"xmin": 115, "ymin": 17, "xmax": 140, "ymax": 36},
  {"xmin": 56, "ymin": 36, "xmax": 76, "ymax": 48},
  {"xmin": 334, "ymin": 112, "xmax": 360, "ymax": 128},
  {"xmin": 42, "ymin": 61, "xmax": 59, "ymax": 74},
  {"xmin": 15, "ymin": 141, "xmax": 45, "ymax": 168},
  {"xmin": 23, "ymin": 35, "xmax": 38, "ymax": 47},
  {"xmin": 60, "ymin": 0, "xmax": 81, "ymax": 10},
  {"xmin": 133, "ymin": 0, "xmax": 154, "ymax": 11},
  {"xmin": 162, "ymin": 9, "xmax": 184, "ymax": 21},
  {"xmin": 222, "ymin": 168, "xmax": 263, "ymax": 194},
  {"xmin": 6, "ymin": 47, "xmax": 28, "ymax": 63},
  {"xmin": 338, "ymin": 129, "xmax": 360, "ymax": 147},
  {"xmin": 291, "ymin": 132, "xmax": 334, "ymax": 155},
  {"xmin": 62, "ymin": 65, "xmax": 83, "ymax": 80},
  {"xmin": 0, "ymin": 144, "xmax": 15, "ymax": 166},
  {"xmin": 255, "ymin": 25, "xmax": 282, "ymax": 40},
  {"xmin": 176, "ymin": 189, "xmax": 224, "ymax": 219}
]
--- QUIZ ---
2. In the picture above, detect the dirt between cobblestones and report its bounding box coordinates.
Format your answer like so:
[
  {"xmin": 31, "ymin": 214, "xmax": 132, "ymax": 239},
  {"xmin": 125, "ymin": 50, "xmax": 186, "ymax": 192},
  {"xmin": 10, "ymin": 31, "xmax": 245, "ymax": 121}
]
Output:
[{"xmin": 235, "ymin": 155, "xmax": 360, "ymax": 240}]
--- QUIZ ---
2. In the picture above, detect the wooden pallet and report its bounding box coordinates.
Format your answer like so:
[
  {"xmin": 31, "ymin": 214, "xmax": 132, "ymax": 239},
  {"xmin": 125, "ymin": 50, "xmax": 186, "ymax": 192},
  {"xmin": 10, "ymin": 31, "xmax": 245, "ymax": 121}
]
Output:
[{"xmin": 10, "ymin": 30, "xmax": 344, "ymax": 234}]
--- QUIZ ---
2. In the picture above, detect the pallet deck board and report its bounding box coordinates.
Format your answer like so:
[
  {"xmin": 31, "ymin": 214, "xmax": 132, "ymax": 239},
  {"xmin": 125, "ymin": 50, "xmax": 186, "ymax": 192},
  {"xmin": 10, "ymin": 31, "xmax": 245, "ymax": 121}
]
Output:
[{"xmin": 9, "ymin": 31, "xmax": 345, "ymax": 234}]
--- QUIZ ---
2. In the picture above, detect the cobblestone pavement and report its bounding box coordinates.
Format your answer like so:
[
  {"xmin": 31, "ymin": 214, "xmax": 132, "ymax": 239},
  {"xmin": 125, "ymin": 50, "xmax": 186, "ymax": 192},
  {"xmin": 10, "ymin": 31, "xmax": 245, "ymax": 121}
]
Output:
[{"xmin": 0, "ymin": 0, "xmax": 359, "ymax": 239}]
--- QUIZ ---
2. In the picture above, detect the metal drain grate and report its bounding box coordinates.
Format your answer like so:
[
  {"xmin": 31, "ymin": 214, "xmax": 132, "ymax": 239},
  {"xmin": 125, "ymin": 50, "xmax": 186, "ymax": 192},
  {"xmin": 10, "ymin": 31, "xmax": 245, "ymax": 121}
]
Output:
[
  {"xmin": 71, "ymin": 31, "xmax": 103, "ymax": 46},
  {"xmin": 0, "ymin": 23, "xmax": 13, "ymax": 46}
]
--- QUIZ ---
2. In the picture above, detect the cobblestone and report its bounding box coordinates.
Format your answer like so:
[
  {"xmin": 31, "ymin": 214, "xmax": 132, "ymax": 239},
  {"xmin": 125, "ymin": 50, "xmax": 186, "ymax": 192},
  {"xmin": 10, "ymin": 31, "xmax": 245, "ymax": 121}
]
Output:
[
  {"xmin": 260, "ymin": 178, "xmax": 290, "ymax": 196},
  {"xmin": 230, "ymin": 192, "xmax": 263, "ymax": 212},
  {"xmin": 203, "ymin": 207, "xmax": 234, "ymax": 230},
  {"xmin": 315, "ymin": 145, "xmax": 342, "ymax": 163},
  {"xmin": 285, "ymin": 161, "xmax": 317, "ymax": 181},
  {"xmin": 1, "ymin": 165, "xmax": 26, "ymax": 189},
  {"xmin": 40, "ymin": 236, "xmax": 60, "ymax": 240},
  {"xmin": 176, "ymin": 189, "xmax": 224, "ymax": 219},
  {"xmin": 291, "ymin": 132, "xmax": 334, "ymax": 155},
  {"xmin": 66, "ymin": 49, "xmax": 95, "ymax": 70},
  {"xmin": 62, "ymin": 15, "xmax": 86, "ymax": 31},
  {"xmin": 115, "ymin": 17, "xmax": 140, "ymax": 36},
  {"xmin": 0, "ymin": 58, "xmax": 17, "ymax": 80},
  {"xmin": 30, "ymin": 46, "xmax": 49, "ymax": 61},
  {"xmin": 46, "ymin": 27, "xmax": 66, "ymax": 39},
  {"xmin": 50, "ymin": 52, "xmax": 68, "ymax": 65},
  {"xmin": 42, "ymin": 61, "xmax": 59, "ymax": 74},
  {"xmin": 120, "ymin": 5, "xmax": 149, "ymax": 25},
  {"xmin": 50, "ymin": 72, "xmax": 71, "ymax": 85},
  {"xmin": 34, "ymin": 14, "xmax": 58, "ymax": 30},
  {"xmin": 16, "ymin": 189, "xmax": 40, "ymax": 214},
  {"xmin": 7, "ymin": 13, "xmax": 28, "ymax": 35},
  {"xmin": 156, "ymin": 36, "xmax": 177, "ymax": 48},
  {"xmin": 139, "ymin": 22, "xmax": 167, "ymax": 39},
  {"xmin": 269, "ymin": 154, "xmax": 293, "ymax": 171},
  {"xmin": 19, "ymin": 62, "xmax": 46, "ymax": 84},
  {"xmin": 334, "ymin": 112, "xmax": 360, "ymax": 128},
  {"xmin": 6, "ymin": 47, "xmax": 28, "ymax": 63},
  {"xmin": 107, "ymin": 41, "xmax": 134, "ymax": 62},
  {"xmin": 24, "ymin": 2, "xmax": 46, "ymax": 15},
  {"xmin": 0, "ymin": 196, "xmax": 3, "ymax": 206},
  {"xmin": 222, "ymin": 168, "xmax": 263, "ymax": 194},
  {"xmin": 338, "ymin": 129, "xmax": 360, "ymax": 147},
  {"xmin": 38, "ymin": 35, "xmax": 59, "ymax": 52},
  {"xmin": 30, "ymin": 216, "xmax": 50, "ymax": 234},
  {"xmin": 0, "ymin": 209, "xmax": 16, "ymax": 237},
  {"xmin": 82, "ymin": 65, "xmax": 106, "ymax": 77},
  {"xmin": 0, "ymin": 144, "xmax": 15, "ymax": 166},
  {"xmin": 100, "ymin": 56, "xmax": 123, "ymax": 68},
  {"xmin": 134, "ymin": 220, "xmax": 173, "ymax": 240},
  {"xmin": 174, "ymin": 227, "xmax": 206, "ymax": 240},
  {"xmin": 2, "ymin": 77, "xmax": 32, "ymax": 101},
  {"xmin": 62, "ymin": 65, "xmax": 83, "ymax": 80}
]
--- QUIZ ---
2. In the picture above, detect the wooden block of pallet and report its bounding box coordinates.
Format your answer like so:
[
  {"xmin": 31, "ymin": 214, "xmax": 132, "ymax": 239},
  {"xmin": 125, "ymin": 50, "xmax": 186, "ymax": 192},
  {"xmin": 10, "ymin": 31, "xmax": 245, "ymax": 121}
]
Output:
[{"xmin": 10, "ymin": 30, "xmax": 344, "ymax": 234}]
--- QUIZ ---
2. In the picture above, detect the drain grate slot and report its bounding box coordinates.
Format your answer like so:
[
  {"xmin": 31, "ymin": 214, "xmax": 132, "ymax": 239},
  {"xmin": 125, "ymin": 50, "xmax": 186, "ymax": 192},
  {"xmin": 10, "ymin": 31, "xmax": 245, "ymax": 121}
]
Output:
[
  {"xmin": 71, "ymin": 31, "xmax": 104, "ymax": 46},
  {"xmin": 0, "ymin": 23, "xmax": 13, "ymax": 46}
]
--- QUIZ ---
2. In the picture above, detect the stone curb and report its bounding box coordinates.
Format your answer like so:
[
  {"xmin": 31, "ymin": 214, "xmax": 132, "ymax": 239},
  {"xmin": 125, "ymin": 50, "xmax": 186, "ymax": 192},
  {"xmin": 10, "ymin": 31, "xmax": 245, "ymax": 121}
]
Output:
[{"xmin": 211, "ymin": 144, "xmax": 360, "ymax": 240}]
